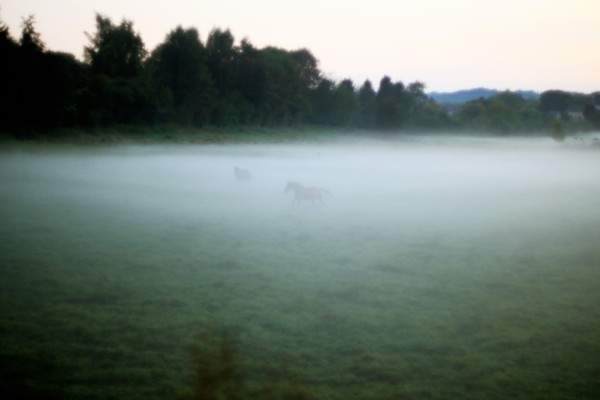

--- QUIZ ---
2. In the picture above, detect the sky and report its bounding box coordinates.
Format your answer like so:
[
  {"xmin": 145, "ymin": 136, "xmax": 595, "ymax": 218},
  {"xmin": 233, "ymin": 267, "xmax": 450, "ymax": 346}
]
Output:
[{"xmin": 2, "ymin": 0, "xmax": 599, "ymax": 93}]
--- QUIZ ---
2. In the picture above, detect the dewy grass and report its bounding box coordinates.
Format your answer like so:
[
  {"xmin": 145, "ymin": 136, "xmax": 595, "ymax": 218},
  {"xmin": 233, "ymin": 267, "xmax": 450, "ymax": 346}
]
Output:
[{"xmin": 1, "ymin": 136, "xmax": 600, "ymax": 399}]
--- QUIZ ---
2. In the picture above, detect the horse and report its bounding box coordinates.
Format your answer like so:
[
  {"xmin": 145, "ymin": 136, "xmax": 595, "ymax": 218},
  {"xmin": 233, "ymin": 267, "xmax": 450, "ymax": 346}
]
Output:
[
  {"xmin": 284, "ymin": 181, "xmax": 330, "ymax": 203},
  {"xmin": 234, "ymin": 166, "xmax": 252, "ymax": 182}
]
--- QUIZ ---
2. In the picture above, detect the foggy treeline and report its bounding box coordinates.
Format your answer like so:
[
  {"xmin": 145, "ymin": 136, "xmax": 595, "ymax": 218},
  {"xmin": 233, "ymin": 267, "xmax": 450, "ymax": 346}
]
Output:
[{"xmin": 1, "ymin": 13, "xmax": 600, "ymax": 136}]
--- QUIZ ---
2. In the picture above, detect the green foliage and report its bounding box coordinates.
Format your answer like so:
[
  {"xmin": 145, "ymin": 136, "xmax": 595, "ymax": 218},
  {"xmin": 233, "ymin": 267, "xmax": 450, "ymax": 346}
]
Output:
[
  {"xmin": 407, "ymin": 99, "xmax": 453, "ymax": 130},
  {"xmin": 148, "ymin": 27, "xmax": 213, "ymax": 126},
  {"xmin": 84, "ymin": 14, "xmax": 147, "ymax": 79},
  {"xmin": 486, "ymin": 100, "xmax": 518, "ymax": 133},
  {"xmin": 357, "ymin": 80, "xmax": 376, "ymax": 128},
  {"xmin": 457, "ymin": 91, "xmax": 545, "ymax": 133},
  {"xmin": 539, "ymin": 90, "xmax": 572, "ymax": 114},
  {"xmin": 583, "ymin": 104, "xmax": 600, "ymax": 128},
  {"xmin": 0, "ymin": 15, "xmax": 86, "ymax": 134},
  {"xmin": 403, "ymin": 81, "xmax": 452, "ymax": 129},
  {"xmin": 79, "ymin": 15, "xmax": 153, "ymax": 126},
  {"xmin": 376, "ymin": 76, "xmax": 406, "ymax": 128},
  {"xmin": 551, "ymin": 119, "xmax": 566, "ymax": 142},
  {"xmin": 290, "ymin": 49, "xmax": 320, "ymax": 90},
  {"xmin": 1, "ymin": 10, "xmax": 598, "ymax": 135},
  {"xmin": 331, "ymin": 79, "xmax": 359, "ymax": 126},
  {"xmin": 205, "ymin": 28, "xmax": 244, "ymax": 126},
  {"xmin": 206, "ymin": 28, "xmax": 236, "ymax": 93},
  {"xmin": 236, "ymin": 39, "xmax": 270, "ymax": 124},
  {"xmin": 255, "ymin": 47, "xmax": 312, "ymax": 125}
]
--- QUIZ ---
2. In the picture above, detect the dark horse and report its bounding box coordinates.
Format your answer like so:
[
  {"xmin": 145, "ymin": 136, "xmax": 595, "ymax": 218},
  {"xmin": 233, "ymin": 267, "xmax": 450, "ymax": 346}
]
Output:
[{"xmin": 284, "ymin": 181, "xmax": 330, "ymax": 203}]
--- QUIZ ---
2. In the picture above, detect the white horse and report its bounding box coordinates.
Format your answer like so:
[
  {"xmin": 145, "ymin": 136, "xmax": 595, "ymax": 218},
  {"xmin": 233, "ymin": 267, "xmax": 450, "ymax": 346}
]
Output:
[{"xmin": 284, "ymin": 181, "xmax": 330, "ymax": 203}]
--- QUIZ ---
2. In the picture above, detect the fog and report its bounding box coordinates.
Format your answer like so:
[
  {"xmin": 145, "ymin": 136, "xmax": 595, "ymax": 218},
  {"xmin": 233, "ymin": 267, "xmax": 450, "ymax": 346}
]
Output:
[
  {"xmin": 3, "ymin": 135, "xmax": 600, "ymax": 280},
  {"xmin": 3, "ymin": 135, "xmax": 598, "ymax": 244},
  {"xmin": 1, "ymin": 134, "xmax": 600, "ymax": 398}
]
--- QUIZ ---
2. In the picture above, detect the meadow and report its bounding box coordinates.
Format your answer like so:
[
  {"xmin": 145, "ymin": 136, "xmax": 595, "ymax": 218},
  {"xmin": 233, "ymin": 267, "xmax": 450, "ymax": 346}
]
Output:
[{"xmin": 1, "ymin": 133, "xmax": 599, "ymax": 399}]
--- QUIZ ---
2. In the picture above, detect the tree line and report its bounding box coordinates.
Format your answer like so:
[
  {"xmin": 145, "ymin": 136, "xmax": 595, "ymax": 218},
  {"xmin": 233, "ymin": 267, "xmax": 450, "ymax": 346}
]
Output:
[{"xmin": 1, "ymin": 14, "xmax": 599, "ymax": 137}]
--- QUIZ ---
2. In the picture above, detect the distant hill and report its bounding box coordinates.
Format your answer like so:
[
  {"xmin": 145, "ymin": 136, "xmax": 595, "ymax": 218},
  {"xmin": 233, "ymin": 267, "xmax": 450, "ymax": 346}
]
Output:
[{"xmin": 428, "ymin": 88, "xmax": 540, "ymax": 104}]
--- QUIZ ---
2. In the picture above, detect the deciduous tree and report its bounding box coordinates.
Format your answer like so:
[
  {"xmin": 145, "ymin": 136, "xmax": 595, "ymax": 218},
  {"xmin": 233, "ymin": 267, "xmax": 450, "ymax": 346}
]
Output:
[
  {"xmin": 149, "ymin": 26, "xmax": 213, "ymax": 125},
  {"xmin": 84, "ymin": 14, "xmax": 147, "ymax": 79},
  {"xmin": 82, "ymin": 14, "xmax": 151, "ymax": 125}
]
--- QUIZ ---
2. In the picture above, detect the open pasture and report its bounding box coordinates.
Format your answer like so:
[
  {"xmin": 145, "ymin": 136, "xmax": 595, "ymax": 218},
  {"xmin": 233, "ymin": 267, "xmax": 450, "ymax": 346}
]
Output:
[{"xmin": 1, "ymin": 135, "xmax": 599, "ymax": 399}]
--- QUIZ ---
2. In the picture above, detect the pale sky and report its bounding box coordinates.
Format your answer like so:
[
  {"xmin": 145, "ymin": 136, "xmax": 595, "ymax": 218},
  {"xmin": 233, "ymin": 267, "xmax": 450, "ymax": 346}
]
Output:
[{"xmin": 2, "ymin": 0, "xmax": 599, "ymax": 92}]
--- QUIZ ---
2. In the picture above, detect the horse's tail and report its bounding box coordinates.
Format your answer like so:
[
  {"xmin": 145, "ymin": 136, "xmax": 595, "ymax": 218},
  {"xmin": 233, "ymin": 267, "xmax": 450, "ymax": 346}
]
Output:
[{"xmin": 319, "ymin": 188, "xmax": 332, "ymax": 196}]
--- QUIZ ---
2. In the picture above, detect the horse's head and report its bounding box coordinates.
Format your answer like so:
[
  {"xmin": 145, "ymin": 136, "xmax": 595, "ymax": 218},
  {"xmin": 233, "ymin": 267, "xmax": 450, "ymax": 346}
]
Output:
[{"xmin": 285, "ymin": 181, "xmax": 301, "ymax": 193}]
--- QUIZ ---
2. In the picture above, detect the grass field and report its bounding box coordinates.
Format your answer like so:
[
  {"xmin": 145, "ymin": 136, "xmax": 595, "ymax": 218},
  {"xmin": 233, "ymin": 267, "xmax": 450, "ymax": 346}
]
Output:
[{"xmin": 1, "ymin": 134, "xmax": 599, "ymax": 399}]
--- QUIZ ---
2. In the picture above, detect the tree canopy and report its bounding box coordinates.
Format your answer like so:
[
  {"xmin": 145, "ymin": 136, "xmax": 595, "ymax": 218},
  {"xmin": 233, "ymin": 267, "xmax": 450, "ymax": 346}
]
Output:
[{"xmin": 0, "ymin": 12, "xmax": 598, "ymax": 136}]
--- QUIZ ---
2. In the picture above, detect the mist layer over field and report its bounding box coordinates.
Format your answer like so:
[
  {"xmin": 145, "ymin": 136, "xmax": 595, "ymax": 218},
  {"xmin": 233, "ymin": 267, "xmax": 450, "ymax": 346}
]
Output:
[{"xmin": 1, "ymin": 135, "xmax": 599, "ymax": 399}]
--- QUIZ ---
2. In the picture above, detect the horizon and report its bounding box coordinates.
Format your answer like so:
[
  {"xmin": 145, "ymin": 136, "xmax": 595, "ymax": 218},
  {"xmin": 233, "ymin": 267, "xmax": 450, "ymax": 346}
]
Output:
[{"xmin": 2, "ymin": 0, "xmax": 599, "ymax": 93}]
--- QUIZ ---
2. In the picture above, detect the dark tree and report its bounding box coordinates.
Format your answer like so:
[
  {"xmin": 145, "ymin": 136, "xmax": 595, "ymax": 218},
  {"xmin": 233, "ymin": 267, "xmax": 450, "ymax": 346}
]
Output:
[
  {"xmin": 493, "ymin": 90, "xmax": 526, "ymax": 109},
  {"xmin": 290, "ymin": 48, "xmax": 320, "ymax": 90},
  {"xmin": 3, "ymin": 10, "xmax": 573, "ymax": 134},
  {"xmin": 81, "ymin": 14, "xmax": 151, "ymax": 125},
  {"xmin": 457, "ymin": 92, "xmax": 535, "ymax": 133},
  {"xmin": 206, "ymin": 28, "xmax": 244, "ymax": 124},
  {"xmin": 406, "ymin": 82, "xmax": 427, "ymax": 112},
  {"xmin": 357, "ymin": 80, "xmax": 377, "ymax": 128},
  {"xmin": 0, "ymin": 16, "xmax": 20, "ymax": 130},
  {"xmin": 206, "ymin": 28, "xmax": 236, "ymax": 91},
  {"xmin": 404, "ymin": 81, "xmax": 431, "ymax": 127},
  {"xmin": 149, "ymin": 26, "xmax": 213, "ymax": 125},
  {"xmin": 309, "ymin": 78, "xmax": 336, "ymax": 125},
  {"xmin": 0, "ymin": 14, "xmax": 84, "ymax": 133},
  {"xmin": 376, "ymin": 76, "xmax": 406, "ymax": 128},
  {"xmin": 405, "ymin": 83, "xmax": 451, "ymax": 130},
  {"xmin": 518, "ymin": 106, "xmax": 543, "ymax": 130},
  {"xmin": 236, "ymin": 39, "xmax": 269, "ymax": 124},
  {"xmin": 331, "ymin": 79, "xmax": 358, "ymax": 126},
  {"xmin": 13, "ymin": 16, "xmax": 48, "ymax": 131},
  {"xmin": 15, "ymin": 16, "xmax": 52, "ymax": 131},
  {"xmin": 583, "ymin": 104, "xmax": 600, "ymax": 128},
  {"xmin": 458, "ymin": 100, "xmax": 486, "ymax": 126},
  {"xmin": 539, "ymin": 90, "xmax": 573, "ymax": 114},
  {"xmin": 19, "ymin": 15, "xmax": 45, "ymax": 53},
  {"xmin": 485, "ymin": 99, "xmax": 519, "ymax": 133},
  {"xmin": 84, "ymin": 14, "xmax": 146, "ymax": 79},
  {"xmin": 257, "ymin": 47, "xmax": 312, "ymax": 125}
]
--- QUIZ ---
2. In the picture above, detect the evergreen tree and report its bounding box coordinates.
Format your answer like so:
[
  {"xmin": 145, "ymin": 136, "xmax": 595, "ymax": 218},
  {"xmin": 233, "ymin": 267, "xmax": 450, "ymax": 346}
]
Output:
[
  {"xmin": 309, "ymin": 78, "xmax": 336, "ymax": 125},
  {"xmin": 357, "ymin": 80, "xmax": 376, "ymax": 128},
  {"xmin": 376, "ymin": 76, "xmax": 406, "ymax": 128},
  {"xmin": 332, "ymin": 79, "xmax": 358, "ymax": 126}
]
